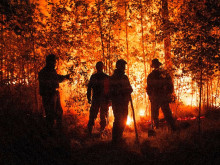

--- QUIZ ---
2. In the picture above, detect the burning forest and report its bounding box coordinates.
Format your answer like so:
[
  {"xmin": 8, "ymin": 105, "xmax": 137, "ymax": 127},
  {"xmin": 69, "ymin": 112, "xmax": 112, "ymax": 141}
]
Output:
[{"xmin": 0, "ymin": 0, "xmax": 219, "ymax": 165}]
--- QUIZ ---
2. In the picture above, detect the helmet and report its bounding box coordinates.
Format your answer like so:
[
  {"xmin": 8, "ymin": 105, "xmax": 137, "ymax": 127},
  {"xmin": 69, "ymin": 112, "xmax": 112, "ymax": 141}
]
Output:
[
  {"xmin": 151, "ymin": 58, "xmax": 162, "ymax": 68},
  {"xmin": 46, "ymin": 54, "xmax": 56, "ymax": 64},
  {"xmin": 116, "ymin": 59, "xmax": 127, "ymax": 69},
  {"xmin": 96, "ymin": 61, "xmax": 104, "ymax": 70}
]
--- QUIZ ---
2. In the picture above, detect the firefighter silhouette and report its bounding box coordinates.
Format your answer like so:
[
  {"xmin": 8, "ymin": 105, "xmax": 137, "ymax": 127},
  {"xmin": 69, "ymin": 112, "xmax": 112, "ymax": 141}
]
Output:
[
  {"xmin": 87, "ymin": 61, "xmax": 109, "ymax": 135},
  {"xmin": 110, "ymin": 59, "xmax": 133, "ymax": 143},
  {"xmin": 147, "ymin": 58, "xmax": 176, "ymax": 131},
  {"xmin": 38, "ymin": 54, "xmax": 70, "ymax": 129}
]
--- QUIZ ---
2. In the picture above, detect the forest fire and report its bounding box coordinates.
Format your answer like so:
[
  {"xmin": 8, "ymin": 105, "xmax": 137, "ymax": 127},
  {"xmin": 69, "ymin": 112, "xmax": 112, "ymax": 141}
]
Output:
[
  {"xmin": 57, "ymin": 63, "xmax": 218, "ymax": 132},
  {"xmin": 0, "ymin": 0, "xmax": 219, "ymax": 165},
  {"xmin": 59, "ymin": 70, "xmax": 210, "ymax": 129},
  {"xmin": 139, "ymin": 109, "xmax": 146, "ymax": 117}
]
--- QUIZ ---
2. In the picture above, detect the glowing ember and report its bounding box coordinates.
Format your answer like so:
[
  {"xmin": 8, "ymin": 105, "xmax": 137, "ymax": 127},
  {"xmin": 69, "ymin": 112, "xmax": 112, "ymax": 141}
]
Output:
[{"xmin": 177, "ymin": 116, "xmax": 205, "ymax": 121}]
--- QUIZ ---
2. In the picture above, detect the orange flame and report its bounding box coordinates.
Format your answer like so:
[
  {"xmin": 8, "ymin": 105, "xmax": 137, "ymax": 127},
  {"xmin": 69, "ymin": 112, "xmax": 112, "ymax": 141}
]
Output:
[
  {"xmin": 126, "ymin": 116, "xmax": 133, "ymax": 126},
  {"xmin": 139, "ymin": 108, "xmax": 146, "ymax": 117}
]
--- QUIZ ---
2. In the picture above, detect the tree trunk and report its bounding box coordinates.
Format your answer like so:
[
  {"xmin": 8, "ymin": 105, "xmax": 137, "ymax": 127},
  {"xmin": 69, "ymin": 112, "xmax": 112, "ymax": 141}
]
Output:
[
  {"xmin": 0, "ymin": 14, "xmax": 4, "ymax": 83},
  {"xmin": 97, "ymin": 0, "xmax": 105, "ymax": 69},
  {"xmin": 210, "ymin": 79, "xmax": 213, "ymax": 107},
  {"xmin": 191, "ymin": 78, "xmax": 194, "ymax": 110},
  {"xmin": 140, "ymin": 0, "xmax": 148, "ymax": 113},
  {"xmin": 125, "ymin": 1, "xmax": 129, "ymax": 77},
  {"xmin": 140, "ymin": 0, "xmax": 146, "ymax": 80},
  {"xmin": 215, "ymin": 76, "xmax": 219, "ymax": 107},
  {"xmin": 206, "ymin": 79, "xmax": 209, "ymax": 109},
  {"xmin": 162, "ymin": 0, "xmax": 172, "ymax": 69},
  {"xmin": 31, "ymin": 29, "xmax": 39, "ymax": 113},
  {"xmin": 108, "ymin": 0, "xmax": 113, "ymax": 75},
  {"xmin": 198, "ymin": 57, "xmax": 203, "ymax": 134},
  {"xmin": 199, "ymin": 69, "xmax": 202, "ymax": 134}
]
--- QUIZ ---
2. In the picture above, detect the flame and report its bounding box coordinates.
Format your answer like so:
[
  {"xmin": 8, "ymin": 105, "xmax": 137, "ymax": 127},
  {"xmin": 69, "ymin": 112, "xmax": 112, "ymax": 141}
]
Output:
[
  {"xmin": 177, "ymin": 116, "xmax": 205, "ymax": 121},
  {"xmin": 126, "ymin": 116, "xmax": 133, "ymax": 126},
  {"xmin": 139, "ymin": 108, "xmax": 146, "ymax": 117}
]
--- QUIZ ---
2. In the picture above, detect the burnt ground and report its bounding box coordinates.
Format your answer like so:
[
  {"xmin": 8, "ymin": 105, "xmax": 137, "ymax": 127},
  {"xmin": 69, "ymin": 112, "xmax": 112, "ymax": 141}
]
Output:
[{"xmin": 0, "ymin": 109, "xmax": 219, "ymax": 165}]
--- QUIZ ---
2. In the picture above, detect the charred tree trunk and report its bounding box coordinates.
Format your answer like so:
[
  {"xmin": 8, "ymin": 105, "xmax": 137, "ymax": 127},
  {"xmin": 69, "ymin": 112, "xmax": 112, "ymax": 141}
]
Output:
[
  {"xmin": 191, "ymin": 78, "xmax": 194, "ymax": 110},
  {"xmin": 31, "ymin": 29, "xmax": 39, "ymax": 112},
  {"xmin": 140, "ymin": 0, "xmax": 146, "ymax": 80},
  {"xmin": 0, "ymin": 14, "xmax": 4, "ymax": 83},
  {"xmin": 97, "ymin": 0, "xmax": 105, "ymax": 69},
  {"xmin": 215, "ymin": 76, "xmax": 219, "ymax": 107},
  {"xmin": 108, "ymin": 0, "xmax": 113, "ymax": 75},
  {"xmin": 210, "ymin": 79, "xmax": 213, "ymax": 107},
  {"xmin": 206, "ymin": 78, "xmax": 209, "ymax": 109},
  {"xmin": 198, "ymin": 57, "xmax": 203, "ymax": 134},
  {"xmin": 162, "ymin": 0, "xmax": 171, "ymax": 69},
  {"xmin": 125, "ymin": 1, "xmax": 129, "ymax": 77},
  {"xmin": 8, "ymin": 35, "xmax": 11, "ymax": 84},
  {"xmin": 140, "ymin": 0, "xmax": 148, "ymax": 112}
]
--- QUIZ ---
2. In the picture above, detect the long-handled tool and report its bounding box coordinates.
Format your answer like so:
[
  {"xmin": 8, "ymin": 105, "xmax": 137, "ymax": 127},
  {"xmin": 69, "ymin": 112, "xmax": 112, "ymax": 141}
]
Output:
[
  {"xmin": 130, "ymin": 95, "xmax": 140, "ymax": 144},
  {"xmin": 148, "ymin": 105, "xmax": 156, "ymax": 137}
]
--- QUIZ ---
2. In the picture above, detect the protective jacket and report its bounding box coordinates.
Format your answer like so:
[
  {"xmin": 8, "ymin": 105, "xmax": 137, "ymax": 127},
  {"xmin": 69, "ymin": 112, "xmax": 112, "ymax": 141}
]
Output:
[
  {"xmin": 147, "ymin": 68, "xmax": 173, "ymax": 102},
  {"xmin": 38, "ymin": 66, "xmax": 66, "ymax": 96},
  {"xmin": 87, "ymin": 72, "xmax": 109, "ymax": 101},
  {"xmin": 110, "ymin": 69, "xmax": 133, "ymax": 104}
]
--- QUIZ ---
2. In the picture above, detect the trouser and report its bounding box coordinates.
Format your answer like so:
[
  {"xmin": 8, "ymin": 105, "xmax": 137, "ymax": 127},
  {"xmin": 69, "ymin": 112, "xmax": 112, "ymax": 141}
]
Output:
[
  {"xmin": 112, "ymin": 101, "xmax": 129, "ymax": 142},
  {"xmin": 151, "ymin": 99, "xmax": 176, "ymax": 130},
  {"xmin": 87, "ymin": 98, "xmax": 108, "ymax": 133},
  {"xmin": 42, "ymin": 91, "xmax": 63, "ymax": 128}
]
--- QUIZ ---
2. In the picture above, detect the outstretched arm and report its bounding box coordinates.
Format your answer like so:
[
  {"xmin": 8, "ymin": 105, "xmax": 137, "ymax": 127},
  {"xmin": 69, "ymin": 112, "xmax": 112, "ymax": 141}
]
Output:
[{"xmin": 57, "ymin": 74, "xmax": 70, "ymax": 83}]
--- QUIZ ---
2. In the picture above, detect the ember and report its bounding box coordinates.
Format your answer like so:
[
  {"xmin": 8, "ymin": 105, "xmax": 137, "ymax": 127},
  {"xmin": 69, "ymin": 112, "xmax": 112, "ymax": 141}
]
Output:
[{"xmin": 177, "ymin": 116, "xmax": 205, "ymax": 121}]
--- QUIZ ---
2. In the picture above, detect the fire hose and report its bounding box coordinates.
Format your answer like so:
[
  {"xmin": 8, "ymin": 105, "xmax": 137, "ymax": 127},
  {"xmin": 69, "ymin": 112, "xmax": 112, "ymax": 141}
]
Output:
[{"xmin": 130, "ymin": 95, "xmax": 140, "ymax": 144}]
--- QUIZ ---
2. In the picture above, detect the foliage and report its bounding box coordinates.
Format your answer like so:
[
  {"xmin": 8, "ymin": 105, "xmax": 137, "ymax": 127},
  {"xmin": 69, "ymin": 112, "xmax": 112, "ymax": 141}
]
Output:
[
  {"xmin": 172, "ymin": 0, "xmax": 220, "ymax": 80},
  {"xmin": 0, "ymin": 0, "xmax": 219, "ymax": 115}
]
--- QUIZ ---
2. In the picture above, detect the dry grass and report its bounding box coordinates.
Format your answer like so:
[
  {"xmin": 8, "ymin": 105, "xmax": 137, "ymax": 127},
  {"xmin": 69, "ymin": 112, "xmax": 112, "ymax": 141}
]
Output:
[{"xmin": 0, "ymin": 108, "xmax": 219, "ymax": 165}]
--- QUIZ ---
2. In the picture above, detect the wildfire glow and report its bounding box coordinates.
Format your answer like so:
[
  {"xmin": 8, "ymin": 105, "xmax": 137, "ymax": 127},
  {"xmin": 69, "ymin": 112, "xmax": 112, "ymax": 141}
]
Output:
[
  {"xmin": 139, "ymin": 108, "xmax": 146, "ymax": 117},
  {"xmin": 174, "ymin": 72, "xmax": 198, "ymax": 107},
  {"xmin": 48, "ymin": 0, "xmax": 220, "ymax": 126},
  {"xmin": 126, "ymin": 116, "xmax": 133, "ymax": 126}
]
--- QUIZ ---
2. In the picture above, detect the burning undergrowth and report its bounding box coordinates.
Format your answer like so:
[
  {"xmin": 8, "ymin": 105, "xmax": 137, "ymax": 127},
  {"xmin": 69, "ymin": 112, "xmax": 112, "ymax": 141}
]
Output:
[
  {"xmin": 62, "ymin": 108, "xmax": 219, "ymax": 165},
  {"xmin": 0, "ymin": 107, "xmax": 219, "ymax": 165},
  {"xmin": 63, "ymin": 106, "xmax": 220, "ymax": 147}
]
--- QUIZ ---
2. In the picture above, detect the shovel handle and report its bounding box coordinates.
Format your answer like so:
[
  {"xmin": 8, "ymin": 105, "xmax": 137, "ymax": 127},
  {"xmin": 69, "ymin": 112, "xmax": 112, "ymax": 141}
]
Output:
[{"xmin": 130, "ymin": 95, "xmax": 139, "ymax": 143}]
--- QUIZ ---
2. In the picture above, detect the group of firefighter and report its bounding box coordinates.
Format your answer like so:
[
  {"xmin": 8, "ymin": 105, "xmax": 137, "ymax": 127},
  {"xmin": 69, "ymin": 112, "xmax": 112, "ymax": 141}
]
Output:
[{"xmin": 38, "ymin": 54, "xmax": 177, "ymax": 144}]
